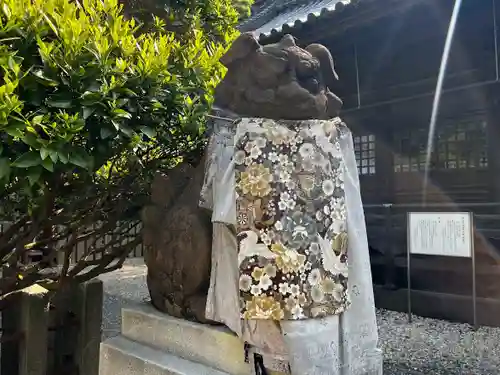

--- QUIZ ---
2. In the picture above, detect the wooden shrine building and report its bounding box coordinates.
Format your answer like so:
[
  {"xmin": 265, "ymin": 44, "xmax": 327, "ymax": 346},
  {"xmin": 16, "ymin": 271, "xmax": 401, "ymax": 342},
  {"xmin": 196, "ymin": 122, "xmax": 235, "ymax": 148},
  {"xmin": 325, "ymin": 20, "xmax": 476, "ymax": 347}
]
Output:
[{"xmin": 240, "ymin": 0, "xmax": 500, "ymax": 326}]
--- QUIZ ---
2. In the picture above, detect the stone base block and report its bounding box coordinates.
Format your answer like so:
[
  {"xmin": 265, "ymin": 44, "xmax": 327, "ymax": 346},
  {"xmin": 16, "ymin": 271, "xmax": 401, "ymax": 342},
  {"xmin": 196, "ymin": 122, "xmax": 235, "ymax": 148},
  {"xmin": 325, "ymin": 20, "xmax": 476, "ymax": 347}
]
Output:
[
  {"xmin": 355, "ymin": 348, "xmax": 384, "ymax": 375},
  {"xmin": 99, "ymin": 335, "xmax": 230, "ymax": 375},
  {"xmin": 121, "ymin": 303, "xmax": 252, "ymax": 375}
]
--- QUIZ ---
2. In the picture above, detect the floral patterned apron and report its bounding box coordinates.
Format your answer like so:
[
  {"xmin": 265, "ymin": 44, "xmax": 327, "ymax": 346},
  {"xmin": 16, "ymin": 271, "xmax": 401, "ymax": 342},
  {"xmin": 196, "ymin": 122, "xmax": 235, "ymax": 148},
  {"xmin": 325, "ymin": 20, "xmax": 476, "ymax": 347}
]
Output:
[{"xmin": 234, "ymin": 118, "xmax": 350, "ymax": 321}]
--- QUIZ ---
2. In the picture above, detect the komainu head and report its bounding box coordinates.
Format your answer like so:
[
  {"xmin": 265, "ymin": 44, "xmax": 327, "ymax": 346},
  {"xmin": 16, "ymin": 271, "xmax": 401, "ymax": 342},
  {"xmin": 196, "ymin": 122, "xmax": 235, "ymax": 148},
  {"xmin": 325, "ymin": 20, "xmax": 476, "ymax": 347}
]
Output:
[{"xmin": 214, "ymin": 32, "xmax": 343, "ymax": 120}]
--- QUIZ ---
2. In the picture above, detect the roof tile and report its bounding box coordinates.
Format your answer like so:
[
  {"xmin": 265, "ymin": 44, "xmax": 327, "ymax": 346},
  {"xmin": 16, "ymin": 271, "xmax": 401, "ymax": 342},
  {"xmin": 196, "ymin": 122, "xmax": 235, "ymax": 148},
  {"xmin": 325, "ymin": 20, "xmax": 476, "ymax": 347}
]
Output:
[{"xmin": 239, "ymin": 0, "xmax": 351, "ymax": 38}]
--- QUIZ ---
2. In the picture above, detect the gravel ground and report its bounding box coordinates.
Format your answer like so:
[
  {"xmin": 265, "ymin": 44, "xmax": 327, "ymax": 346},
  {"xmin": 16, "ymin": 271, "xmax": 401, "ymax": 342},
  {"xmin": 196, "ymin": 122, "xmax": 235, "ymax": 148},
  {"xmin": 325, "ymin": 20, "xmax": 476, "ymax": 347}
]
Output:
[
  {"xmin": 378, "ymin": 310, "xmax": 500, "ymax": 375},
  {"xmin": 100, "ymin": 259, "xmax": 500, "ymax": 375},
  {"xmin": 99, "ymin": 258, "xmax": 150, "ymax": 339}
]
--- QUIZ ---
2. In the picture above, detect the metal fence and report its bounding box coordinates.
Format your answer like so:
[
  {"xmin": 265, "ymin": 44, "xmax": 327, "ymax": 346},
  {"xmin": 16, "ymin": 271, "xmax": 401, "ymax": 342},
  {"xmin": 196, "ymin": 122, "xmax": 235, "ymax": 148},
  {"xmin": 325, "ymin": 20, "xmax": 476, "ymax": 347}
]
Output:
[
  {"xmin": 0, "ymin": 220, "xmax": 145, "ymax": 265},
  {"xmin": 65, "ymin": 221, "xmax": 145, "ymax": 262}
]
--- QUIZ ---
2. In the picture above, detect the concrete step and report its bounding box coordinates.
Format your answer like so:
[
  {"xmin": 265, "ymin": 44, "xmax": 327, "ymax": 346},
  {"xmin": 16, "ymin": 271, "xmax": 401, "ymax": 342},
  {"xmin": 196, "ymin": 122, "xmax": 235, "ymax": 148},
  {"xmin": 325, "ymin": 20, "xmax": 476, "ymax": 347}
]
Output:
[
  {"xmin": 99, "ymin": 335, "xmax": 230, "ymax": 375},
  {"xmin": 121, "ymin": 303, "xmax": 252, "ymax": 375}
]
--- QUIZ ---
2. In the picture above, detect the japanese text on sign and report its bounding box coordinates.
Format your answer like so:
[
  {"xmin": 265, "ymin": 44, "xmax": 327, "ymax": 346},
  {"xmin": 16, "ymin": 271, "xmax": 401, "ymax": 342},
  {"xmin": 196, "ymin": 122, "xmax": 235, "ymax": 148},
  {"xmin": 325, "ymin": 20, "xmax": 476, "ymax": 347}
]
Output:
[{"xmin": 408, "ymin": 212, "xmax": 472, "ymax": 258}]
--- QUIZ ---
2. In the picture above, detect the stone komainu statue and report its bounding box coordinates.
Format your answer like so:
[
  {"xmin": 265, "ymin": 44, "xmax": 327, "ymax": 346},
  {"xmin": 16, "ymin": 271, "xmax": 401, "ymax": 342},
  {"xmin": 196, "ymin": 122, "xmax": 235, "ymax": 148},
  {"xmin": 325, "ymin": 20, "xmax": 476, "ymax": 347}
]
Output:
[
  {"xmin": 215, "ymin": 33, "xmax": 342, "ymax": 120},
  {"xmin": 142, "ymin": 32, "xmax": 343, "ymax": 323}
]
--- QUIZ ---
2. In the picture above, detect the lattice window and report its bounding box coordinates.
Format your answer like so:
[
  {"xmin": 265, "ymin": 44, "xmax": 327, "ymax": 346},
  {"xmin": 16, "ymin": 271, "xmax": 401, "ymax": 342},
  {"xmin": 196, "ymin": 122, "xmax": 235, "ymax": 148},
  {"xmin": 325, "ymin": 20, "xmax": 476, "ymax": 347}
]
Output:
[
  {"xmin": 393, "ymin": 129, "xmax": 427, "ymax": 172},
  {"xmin": 394, "ymin": 118, "xmax": 488, "ymax": 172},
  {"xmin": 354, "ymin": 135, "xmax": 376, "ymax": 175},
  {"xmin": 437, "ymin": 120, "xmax": 488, "ymax": 169}
]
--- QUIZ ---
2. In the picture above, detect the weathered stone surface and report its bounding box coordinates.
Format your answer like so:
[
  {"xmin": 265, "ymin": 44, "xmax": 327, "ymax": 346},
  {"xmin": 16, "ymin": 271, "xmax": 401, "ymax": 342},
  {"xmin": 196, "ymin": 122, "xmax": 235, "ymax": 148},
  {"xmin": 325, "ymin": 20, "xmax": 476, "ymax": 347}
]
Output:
[
  {"xmin": 19, "ymin": 285, "xmax": 50, "ymax": 375},
  {"xmin": 143, "ymin": 33, "xmax": 345, "ymax": 324},
  {"xmin": 142, "ymin": 162, "xmax": 213, "ymax": 323},
  {"xmin": 75, "ymin": 279, "xmax": 103, "ymax": 375},
  {"xmin": 121, "ymin": 303, "xmax": 251, "ymax": 375}
]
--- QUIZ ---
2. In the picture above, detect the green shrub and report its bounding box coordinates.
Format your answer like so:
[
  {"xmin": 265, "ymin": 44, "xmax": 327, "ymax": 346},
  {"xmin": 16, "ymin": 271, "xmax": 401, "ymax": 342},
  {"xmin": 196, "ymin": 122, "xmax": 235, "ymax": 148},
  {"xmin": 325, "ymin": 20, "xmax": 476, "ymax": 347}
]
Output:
[
  {"xmin": 0, "ymin": 0, "xmax": 238, "ymax": 297},
  {"xmin": 232, "ymin": 0, "xmax": 254, "ymax": 20}
]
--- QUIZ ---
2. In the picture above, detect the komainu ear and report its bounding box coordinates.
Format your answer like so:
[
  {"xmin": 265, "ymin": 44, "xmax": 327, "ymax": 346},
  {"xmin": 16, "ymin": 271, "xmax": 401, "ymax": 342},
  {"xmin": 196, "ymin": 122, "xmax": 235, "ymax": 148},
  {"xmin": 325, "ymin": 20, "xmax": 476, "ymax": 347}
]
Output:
[
  {"xmin": 220, "ymin": 32, "xmax": 261, "ymax": 67},
  {"xmin": 305, "ymin": 43, "xmax": 339, "ymax": 92}
]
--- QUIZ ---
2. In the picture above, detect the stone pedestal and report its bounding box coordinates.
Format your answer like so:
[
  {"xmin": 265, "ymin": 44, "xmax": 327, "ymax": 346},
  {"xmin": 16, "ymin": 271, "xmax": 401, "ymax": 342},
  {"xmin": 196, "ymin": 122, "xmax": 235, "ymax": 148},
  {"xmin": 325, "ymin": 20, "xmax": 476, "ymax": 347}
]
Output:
[
  {"xmin": 99, "ymin": 303, "xmax": 383, "ymax": 375},
  {"xmin": 99, "ymin": 303, "xmax": 252, "ymax": 375}
]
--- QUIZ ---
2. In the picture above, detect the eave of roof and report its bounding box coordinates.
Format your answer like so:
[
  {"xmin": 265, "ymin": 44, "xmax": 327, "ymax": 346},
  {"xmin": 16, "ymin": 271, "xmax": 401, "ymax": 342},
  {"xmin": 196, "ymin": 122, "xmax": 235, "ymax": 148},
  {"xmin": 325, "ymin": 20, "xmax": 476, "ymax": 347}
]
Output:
[{"xmin": 239, "ymin": 0, "xmax": 353, "ymax": 40}]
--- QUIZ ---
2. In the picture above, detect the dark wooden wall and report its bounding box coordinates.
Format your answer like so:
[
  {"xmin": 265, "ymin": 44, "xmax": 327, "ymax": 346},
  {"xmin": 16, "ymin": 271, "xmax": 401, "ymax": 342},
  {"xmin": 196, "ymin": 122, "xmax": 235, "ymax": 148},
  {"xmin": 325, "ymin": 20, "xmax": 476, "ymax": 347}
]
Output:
[
  {"xmin": 300, "ymin": 0, "xmax": 500, "ymax": 207},
  {"xmin": 274, "ymin": 0, "xmax": 500, "ymax": 325}
]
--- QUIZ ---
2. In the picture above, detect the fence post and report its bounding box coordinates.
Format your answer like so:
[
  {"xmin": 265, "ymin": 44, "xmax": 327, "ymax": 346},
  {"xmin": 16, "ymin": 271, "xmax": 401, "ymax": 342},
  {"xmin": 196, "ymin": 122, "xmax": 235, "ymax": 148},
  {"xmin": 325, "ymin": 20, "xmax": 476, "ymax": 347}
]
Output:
[
  {"xmin": 383, "ymin": 203, "xmax": 396, "ymax": 289},
  {"xmin": 1, "ymin": 273, "xmax": 50, "ymax": 375},
  {"xmin": 1, "ymin": 293, "xmax": 20, "ymax": 375},
  {"xmin": 19, "ymin": 284, "xmax": 50, "ymax": 375},
  {"xmin": 74, "ymin": 278, "xmax": 104, "ymax": 375},
  {"xmin": 51, "ymin": 279, "xmax": 103, "ymax": 375}
]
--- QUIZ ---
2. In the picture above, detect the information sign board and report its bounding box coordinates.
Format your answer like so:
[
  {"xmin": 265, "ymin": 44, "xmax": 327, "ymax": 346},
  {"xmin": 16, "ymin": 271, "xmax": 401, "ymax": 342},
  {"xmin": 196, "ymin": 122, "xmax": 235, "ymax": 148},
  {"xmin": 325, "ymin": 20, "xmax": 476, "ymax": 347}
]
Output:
[
  {"xmin": 406, "ymin": 211, "xmax": 476, "ymax": 328},
  {"xmin": 408, "ymin": 212, "xmax": 472, "ymax": 258}
]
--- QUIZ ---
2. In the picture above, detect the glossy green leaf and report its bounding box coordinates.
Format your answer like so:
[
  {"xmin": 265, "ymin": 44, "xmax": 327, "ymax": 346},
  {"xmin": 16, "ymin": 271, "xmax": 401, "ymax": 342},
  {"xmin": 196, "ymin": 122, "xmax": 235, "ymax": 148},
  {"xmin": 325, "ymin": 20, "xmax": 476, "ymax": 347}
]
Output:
[
  {"xmin": 48, "ymin": 150, "xmax": 58, "ymax": 163},
  {"xmin": 41, "ymin": 157, "xmax": 54, "ymax": 172},
  {"xmin": 112, "ymin": 108, "xmax": 132, "ymax": 119},
  {"xmin": 0, "ymin": 158, "xmax": 10, "ymax": 178},
  {"xmin": 58, "ymin": 152, "xmax": 69, "ymax": 164},
  {"xmin": 111, "ymin": 120, "xmax": 120, "ymax": 130},
  {"xmin": 12, "ymin": 152, "xmax": 41, "ymax": 168},
  {"xmin": 5, "ymin": 122, "xmax": 25, "ymax": 138},
  {"xmin": 119, "ymin": 125, "xmax": 133, "ymax": 137},
  {"xmin": 32, "ymin": 115, "xmax": 44, "ymax": 125},
  {"xmin": 22, "ymin": 133, "xmax": 39, "ymax": 148},
  {"xmin": 69, "ymin": 149, "xmax": 91, "ymax": 169},
  {"xmin": 40, "ymin": 148, "xmax": 49, "ymax": 160},
  {"xmin": 27, "ymin": 167, "xmax": 42, "ymax": 186},
  {"xmin": 139, "ymin": 126, "xmax": 157, "ymax": 138},
  {"xmin": 46, "ymin": 99, "xmax": 72, "ymax": 108},
  {"xmin": 2, "ymin": 3, "xmax": 11, "ymax": 18},
  {"xmin": 117, "ymin": 88, "xmax": 138, "ymax": 97},
  {"xmin": 83, "ymin": 107, "xmax": 95, "ymax": 119},
  {"xmin": 70, "ymin": 119, "xmax": 85, "ymax": 132},
  {"xmin": 32, "ymin": 70, "xmax": 59, "ymax": 87},
  {"xmin": 80, "ymin": 91, "xmax": 102, "ymax": 105}
]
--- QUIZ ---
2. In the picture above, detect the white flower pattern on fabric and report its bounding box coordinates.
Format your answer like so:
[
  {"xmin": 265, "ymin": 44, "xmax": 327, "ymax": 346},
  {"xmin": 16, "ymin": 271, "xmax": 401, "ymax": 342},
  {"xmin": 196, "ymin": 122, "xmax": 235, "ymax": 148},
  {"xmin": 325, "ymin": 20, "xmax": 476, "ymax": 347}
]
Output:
[{"xmin": 235, "ymin": 118, "xmax": 350, "ymax": 320}]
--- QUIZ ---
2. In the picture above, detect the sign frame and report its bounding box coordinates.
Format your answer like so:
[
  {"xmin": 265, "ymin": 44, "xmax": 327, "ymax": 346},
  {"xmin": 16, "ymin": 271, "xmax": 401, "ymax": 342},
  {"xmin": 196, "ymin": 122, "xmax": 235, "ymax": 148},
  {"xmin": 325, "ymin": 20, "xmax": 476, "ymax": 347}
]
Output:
[{"xmin": 406, "ymin": 211, "xmax": 476, "ymax": 328}]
